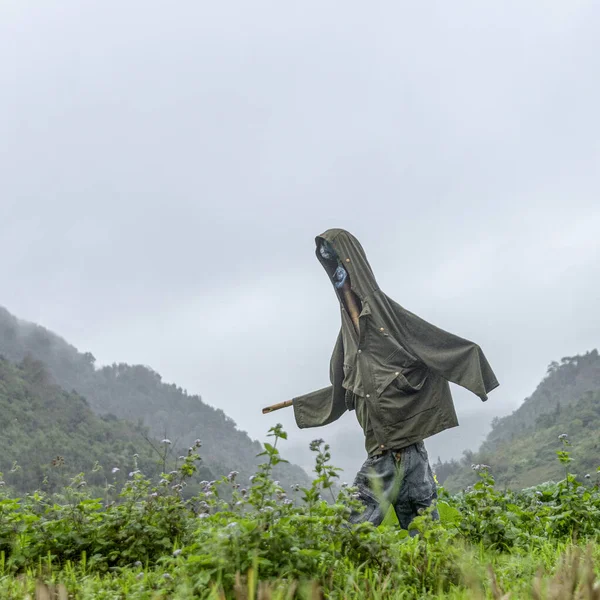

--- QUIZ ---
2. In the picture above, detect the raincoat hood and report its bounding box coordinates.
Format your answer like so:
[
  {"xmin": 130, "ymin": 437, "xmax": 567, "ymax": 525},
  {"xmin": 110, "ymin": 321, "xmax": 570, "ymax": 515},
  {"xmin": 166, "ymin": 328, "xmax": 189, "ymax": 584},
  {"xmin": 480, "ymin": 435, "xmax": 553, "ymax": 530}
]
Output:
[
  {"xmin": 292, "ymin": 228, "xmax": 500, "ymax": 455},
  {"xmin": 315, "ymin": 229, "xmax": 379, "ymax": 300}
]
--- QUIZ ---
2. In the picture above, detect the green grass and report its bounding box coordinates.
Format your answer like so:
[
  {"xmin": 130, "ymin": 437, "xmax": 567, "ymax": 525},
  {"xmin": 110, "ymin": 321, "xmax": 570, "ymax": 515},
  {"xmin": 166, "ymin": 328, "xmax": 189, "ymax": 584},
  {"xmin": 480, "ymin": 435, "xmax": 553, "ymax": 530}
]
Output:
[{"xmin": 1, "ymin": 428, "xmax": 600, "ymax": 599}]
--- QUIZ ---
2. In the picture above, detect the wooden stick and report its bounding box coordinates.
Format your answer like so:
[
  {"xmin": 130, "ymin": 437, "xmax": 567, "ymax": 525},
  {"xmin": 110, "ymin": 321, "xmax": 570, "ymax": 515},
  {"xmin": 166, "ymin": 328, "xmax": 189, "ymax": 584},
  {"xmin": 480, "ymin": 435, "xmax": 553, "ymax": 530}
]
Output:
[
  {"xmin": 340, "ymin": 280, "xmax": 361, "ymax": 333},
  {"xmin": 262, "ymin": 399, "xmax": 293, "ymax": 414}
]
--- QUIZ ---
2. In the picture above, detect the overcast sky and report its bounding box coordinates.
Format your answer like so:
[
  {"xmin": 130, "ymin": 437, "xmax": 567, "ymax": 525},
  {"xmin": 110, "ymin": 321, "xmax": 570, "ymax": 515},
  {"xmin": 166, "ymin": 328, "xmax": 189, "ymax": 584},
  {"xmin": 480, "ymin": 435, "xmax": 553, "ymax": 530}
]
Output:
[{"xmin": 1, "ymin": 1, "xmax": 599, "ymax": 475}]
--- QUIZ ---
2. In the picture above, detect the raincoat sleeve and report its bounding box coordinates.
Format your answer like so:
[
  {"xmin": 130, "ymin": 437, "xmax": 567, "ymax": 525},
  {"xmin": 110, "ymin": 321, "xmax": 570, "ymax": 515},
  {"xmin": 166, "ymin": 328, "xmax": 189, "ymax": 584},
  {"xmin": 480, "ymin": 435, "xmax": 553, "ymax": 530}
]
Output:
[
  {"xmin": 388, "ymin": 299, "xmax": 499, "ymax": 401},
  {"xmin": 292, "ymin": 332, "xmax": 348, "ymax": 428}
]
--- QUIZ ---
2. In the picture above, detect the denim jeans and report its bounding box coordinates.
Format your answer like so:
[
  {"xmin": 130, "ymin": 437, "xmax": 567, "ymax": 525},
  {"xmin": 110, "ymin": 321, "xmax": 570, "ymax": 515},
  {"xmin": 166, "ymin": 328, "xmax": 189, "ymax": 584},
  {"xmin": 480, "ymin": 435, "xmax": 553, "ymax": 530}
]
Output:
[{"xmin": 347, "ymin": 441, "xmax": 439, "ymax": 531}]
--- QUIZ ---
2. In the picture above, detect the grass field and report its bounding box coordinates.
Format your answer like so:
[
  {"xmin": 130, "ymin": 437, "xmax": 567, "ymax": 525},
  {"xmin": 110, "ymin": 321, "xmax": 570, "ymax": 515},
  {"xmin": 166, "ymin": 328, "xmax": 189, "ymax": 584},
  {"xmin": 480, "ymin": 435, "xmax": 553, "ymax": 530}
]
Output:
[{"xmin": 1, "ymin": 428, "xmax": 599, "ymax": 599}]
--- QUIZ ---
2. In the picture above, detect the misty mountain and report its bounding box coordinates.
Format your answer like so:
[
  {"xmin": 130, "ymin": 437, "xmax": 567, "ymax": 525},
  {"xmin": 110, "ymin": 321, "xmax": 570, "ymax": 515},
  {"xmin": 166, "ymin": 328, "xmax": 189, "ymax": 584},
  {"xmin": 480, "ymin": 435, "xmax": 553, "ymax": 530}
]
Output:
[
  {"xmin": 0, "ymin": 354, "xmax": 169, "ymax": 493},
  {"xmin": 437, "ymin": 350, "xmax": 600, "ymax": 491},
  {"xmin": 0, "ymin": 306, "xmax": 310, "ymax": 490}
]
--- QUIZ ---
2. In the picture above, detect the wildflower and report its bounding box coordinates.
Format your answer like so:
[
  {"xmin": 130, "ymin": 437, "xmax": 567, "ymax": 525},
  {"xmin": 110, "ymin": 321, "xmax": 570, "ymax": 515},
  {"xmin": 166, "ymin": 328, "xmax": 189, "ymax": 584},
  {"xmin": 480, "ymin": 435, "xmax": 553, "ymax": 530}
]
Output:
[
  {"xmin": 249, "ymin": 475, "xmax": 256, "ymax": 482},
  {"xmin": 111, "ymin": 467, "xmax": 120, "ymax": 474},
  {"xmin": 178, "ymin": 456, "xmax": 186, "ymax": 460},
  {"xmin": 227, "ymin": 471, "xmax": 239, "ymax": 482},
  {"xmin": 283, "ymin": 498, "xmax": 293, "ymax": 505},
  {"xmin": 134, "ymin": 561, "xmax": 143, "ymax": 568},
  {"xmin": 535, "ymin": 491, "xmax": 543, "ymax": 497},
  {"xmin": 163, "ymin": 573, "xmax": 173, "ymax": 580},
  {"xmin": 172, "ymin": 549, "xmax": 182, "ymax": 557},
  {"xmin": 558, "ymin": 433, "xmax": 568, "ymax": 440},
  {"xmin": 585, "ymin": 474, "xmax": 591, "ymax": 479},
  {"xmin": 136, "ymin": 573, "xmax": 144, "ymax": 580},
  {"xmin": 162, "ymin": 439, "xmax": 172, "ymax": 445},
  {"xmin": 194, "ymin": 439, "xmax": 202, "ymax": 447},
  {"xmin": 310, "ymin": 439, "xmax": 325, "ymax": 451},
  {"xmin": 133, "ymin": 453, "xmax": 139, "ymax": 458},
  {"xmin": 226, "ymin": 522, "xmax": 238, "ymax": 529},
  {"xmin": 150, "ymin": 492, "xmax": 158, "ymax": 498},
  {"xmin": 129, "ymin": 470, "xmax": 140, "ymax": 477},
  {"xmin": 235, "ymin": 500, "xmax": 244, "ymax": 506},
  {"xmin": 240, "ymin": 488, "xmax": 247, "ymax": 496},
  {"xmin": 198, "ymin": 513, "xmax": 210, "ymax": 519}
]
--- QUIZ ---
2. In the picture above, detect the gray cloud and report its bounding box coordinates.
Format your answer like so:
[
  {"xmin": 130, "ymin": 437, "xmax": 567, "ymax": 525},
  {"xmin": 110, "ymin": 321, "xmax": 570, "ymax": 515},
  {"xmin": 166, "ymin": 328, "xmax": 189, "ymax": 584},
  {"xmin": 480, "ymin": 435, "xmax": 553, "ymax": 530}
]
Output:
[{"xmin": 1, "ymin": 1, "xmax": 599, "ymax": 476}]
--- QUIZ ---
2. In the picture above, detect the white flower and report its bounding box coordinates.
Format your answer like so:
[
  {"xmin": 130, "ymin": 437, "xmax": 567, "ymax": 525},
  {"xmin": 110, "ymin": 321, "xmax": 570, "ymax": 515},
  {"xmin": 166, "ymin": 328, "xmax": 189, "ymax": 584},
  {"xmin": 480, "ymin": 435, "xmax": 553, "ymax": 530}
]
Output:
[
  {"xmin": 112, "ymin": 467, "xmax": 120, "ymax": 474},
  {"xmin": 172, "ymin": 549, "xmax": 182, "ymax": 557},
  {"xmin": 162, "ymin": 439, "xmax": 172, "ymax": 445}
]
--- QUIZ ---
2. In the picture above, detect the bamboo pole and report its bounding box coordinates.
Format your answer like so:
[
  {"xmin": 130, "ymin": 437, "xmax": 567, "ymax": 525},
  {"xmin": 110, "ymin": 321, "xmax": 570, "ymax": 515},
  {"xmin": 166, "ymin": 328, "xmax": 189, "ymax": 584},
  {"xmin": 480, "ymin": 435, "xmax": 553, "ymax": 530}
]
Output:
[
  {"xmin": 339, "ymin": 280, "xmax": 360, "ymax": 333},
  {"xmin": 262, "ymin": 399, "xmax": 293, "ymax": 414}
]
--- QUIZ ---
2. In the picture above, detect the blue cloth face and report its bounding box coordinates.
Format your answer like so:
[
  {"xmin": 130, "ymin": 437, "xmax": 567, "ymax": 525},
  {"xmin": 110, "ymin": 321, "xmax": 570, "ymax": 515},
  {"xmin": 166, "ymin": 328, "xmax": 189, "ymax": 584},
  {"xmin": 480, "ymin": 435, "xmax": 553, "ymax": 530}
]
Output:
[
  {"xmin": 319, "ymin": 241, "xmax": 348, "ymax": 288},
  {"xmin": 332, "ymin": 265, "xmax": 348, "ymax": 288}
]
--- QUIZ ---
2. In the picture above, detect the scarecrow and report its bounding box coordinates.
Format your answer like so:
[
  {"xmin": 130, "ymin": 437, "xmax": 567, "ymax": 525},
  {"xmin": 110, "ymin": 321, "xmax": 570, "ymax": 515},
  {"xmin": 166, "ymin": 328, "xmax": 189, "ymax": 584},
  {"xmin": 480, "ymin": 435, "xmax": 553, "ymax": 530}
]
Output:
[{"xmin": 264, "ymin": 229, "xmax": 499, "ymax": 529}]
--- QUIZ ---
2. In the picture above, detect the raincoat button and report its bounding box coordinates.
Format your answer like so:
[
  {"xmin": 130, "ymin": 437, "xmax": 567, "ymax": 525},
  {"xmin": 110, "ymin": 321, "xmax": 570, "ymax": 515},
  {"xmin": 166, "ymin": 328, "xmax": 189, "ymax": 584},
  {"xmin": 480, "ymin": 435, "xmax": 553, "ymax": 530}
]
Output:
[
  {"xmin": 366, "ymin": 394, "xmax": 370, "ymax": 398},
  {"xmin": 380, "ymin": 327, "xmax": 384, "ymax": 332}
]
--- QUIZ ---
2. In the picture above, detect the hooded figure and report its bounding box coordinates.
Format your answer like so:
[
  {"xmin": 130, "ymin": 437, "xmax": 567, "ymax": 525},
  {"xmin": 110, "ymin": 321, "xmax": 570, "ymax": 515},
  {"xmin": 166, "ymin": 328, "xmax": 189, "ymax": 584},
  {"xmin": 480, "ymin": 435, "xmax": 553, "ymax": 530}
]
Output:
[{"xmin": 292, "ymin": 229, "xmax": 499, "ymax": 530}]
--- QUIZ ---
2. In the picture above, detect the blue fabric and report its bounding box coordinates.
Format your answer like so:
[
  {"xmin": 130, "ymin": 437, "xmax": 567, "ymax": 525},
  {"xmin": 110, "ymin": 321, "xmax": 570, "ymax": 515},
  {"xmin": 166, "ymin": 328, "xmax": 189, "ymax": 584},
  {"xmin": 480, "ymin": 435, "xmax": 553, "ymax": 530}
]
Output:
[
  {"xmin": 347, "ymin": 441, "xmax": 439, "ymax": 533},
  {"xmin": 319, "ymin": 241, "xmax": 348, "ymax": 288}
]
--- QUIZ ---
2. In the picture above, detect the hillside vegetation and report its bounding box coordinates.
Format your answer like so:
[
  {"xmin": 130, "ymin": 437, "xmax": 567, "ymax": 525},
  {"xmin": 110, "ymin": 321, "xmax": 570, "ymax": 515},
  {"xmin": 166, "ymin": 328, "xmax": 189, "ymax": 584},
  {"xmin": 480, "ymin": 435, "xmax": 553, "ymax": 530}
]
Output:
[
  {"xmin": 436, "ymin": 350, "xmax": 600, "ymax": 491},
  {"xmin": 0, "ymin": 306, "xmax": 309, "ymax": 489},
  {"xmin": 1, "ymin": 424, "xmax": 600, "ymax": 599},
  {"xmin": 0, "ymin": 355, "xmax": 169, "ymax": 494}
]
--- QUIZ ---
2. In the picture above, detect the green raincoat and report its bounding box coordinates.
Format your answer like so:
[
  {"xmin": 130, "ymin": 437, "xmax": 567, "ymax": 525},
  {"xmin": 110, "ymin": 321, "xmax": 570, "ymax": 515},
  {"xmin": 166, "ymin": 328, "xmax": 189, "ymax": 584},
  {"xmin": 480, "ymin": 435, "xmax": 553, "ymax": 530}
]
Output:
[{"xmin": 292, "ymin": 229, "xmax": 499, "ymax": 456}]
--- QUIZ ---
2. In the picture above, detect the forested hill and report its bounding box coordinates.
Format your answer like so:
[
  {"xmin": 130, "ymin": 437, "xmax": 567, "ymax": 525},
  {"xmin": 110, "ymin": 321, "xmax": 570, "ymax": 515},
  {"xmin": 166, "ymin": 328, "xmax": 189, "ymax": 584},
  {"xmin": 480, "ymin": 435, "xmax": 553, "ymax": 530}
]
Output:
[
  {"xmin": 0, "ymin": 306, "xmax": 310, "ymax": 489},
  {"xmin": 485, "ymin": 350, "xmax": 600, "ymax": 448},
  {"xmin": 0, "ymin": 355, "xmax": 166, "ymax": 493},
  {"xmin": 437, "ymin": 350, "xmax": 600, "ymax": 491}
]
